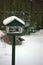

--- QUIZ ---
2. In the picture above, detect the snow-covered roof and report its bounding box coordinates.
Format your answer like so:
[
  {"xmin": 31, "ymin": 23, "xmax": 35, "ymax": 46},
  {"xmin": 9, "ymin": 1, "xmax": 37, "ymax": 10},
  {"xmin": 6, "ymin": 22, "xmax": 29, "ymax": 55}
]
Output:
[{"xmin": 3, "ymin": 16, "xmax": 25, "ymax": 25}]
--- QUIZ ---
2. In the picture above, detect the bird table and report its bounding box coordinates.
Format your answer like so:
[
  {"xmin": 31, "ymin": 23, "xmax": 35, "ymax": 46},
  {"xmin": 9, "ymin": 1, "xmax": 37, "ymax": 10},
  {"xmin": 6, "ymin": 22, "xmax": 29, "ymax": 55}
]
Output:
[{"xmin": 3, "ymin": 16, "xmax": 25, "ymax": 65}]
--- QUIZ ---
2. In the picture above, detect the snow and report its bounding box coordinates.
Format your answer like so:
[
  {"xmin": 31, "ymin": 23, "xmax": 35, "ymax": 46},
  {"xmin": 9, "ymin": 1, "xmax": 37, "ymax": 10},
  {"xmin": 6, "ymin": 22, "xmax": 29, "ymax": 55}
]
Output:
[
  {"xmin": 0, "ymin": 29, "xmax": 43, "ymax": 65},
  {"xmin": 3, "ymin": 16, "xmax": 25, "ymax": 25},
  {"xmin": 0, "ymin": 30, "xmax": 5, "ymax": 37},
  {"xmin": 0, "ymin": 40, "xmax": 12, "ymax": 65}
]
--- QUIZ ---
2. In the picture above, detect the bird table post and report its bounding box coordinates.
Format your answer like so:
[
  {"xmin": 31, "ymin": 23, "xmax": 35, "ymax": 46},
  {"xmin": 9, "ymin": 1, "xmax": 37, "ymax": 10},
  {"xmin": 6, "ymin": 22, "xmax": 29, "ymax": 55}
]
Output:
[
  {"xmin": 3, "ymin": 16, "xmax": 25, "ymax": 65},
  {"xmin": 12, "ymin": 35, "xmax": 15, "ymax": 65}
]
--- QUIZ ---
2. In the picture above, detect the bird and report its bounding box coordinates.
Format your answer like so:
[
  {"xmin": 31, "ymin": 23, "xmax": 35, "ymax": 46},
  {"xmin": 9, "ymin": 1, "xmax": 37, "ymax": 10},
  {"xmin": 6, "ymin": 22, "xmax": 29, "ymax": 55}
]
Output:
[{"xmin": 18, "ymin": 37, "xmax": 25, "ymax": 41}]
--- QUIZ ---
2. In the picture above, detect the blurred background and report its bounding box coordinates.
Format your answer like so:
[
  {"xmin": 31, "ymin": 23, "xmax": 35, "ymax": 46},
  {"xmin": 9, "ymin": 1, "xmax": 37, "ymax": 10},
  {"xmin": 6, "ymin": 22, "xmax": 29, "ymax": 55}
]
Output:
[{"xmin": 0, "ymin": 0, "xmax": 43, "ymax": 30}]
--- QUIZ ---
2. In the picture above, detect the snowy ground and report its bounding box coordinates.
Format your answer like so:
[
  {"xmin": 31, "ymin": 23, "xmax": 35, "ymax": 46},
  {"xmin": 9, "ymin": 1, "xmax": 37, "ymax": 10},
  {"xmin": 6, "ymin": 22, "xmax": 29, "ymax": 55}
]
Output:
[{"xmin": 0, "ymin": 29, "xmax": 43, "ymax": 65}]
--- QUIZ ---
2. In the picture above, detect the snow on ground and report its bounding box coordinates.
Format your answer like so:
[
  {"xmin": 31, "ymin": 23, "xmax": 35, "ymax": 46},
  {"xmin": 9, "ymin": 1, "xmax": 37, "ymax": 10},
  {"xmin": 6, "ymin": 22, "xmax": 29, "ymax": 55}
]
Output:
[
  {"xmin": 0, "ymin": 29, "xmax": 43, "ymax": 65},
  {"xmin": 0, "ymin": 40, "xmax": 12, "ymax": 65}
]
